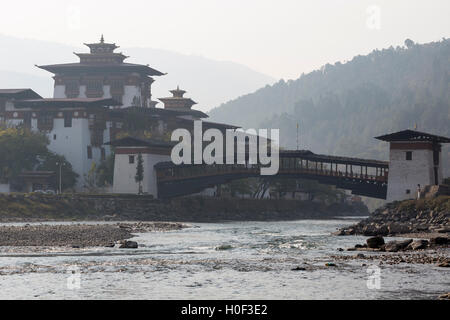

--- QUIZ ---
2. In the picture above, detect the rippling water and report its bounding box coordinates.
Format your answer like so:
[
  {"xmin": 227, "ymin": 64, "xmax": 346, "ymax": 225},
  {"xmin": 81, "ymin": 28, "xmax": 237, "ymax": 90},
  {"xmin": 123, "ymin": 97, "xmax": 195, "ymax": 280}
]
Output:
[{"xmin": 0, "ymin": 219, "xmax": 448, "ymax": 300}]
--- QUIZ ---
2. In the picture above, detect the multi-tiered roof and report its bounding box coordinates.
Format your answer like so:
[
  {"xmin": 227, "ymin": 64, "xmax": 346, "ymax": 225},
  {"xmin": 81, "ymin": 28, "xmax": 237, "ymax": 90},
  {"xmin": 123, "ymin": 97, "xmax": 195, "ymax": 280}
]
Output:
[
  {"xmin": 159, "ymin": 86, "xmax": 198, "ymax": 110},
  {"xmin": 37, "ymin": 36, "xmax": 164, "ymax": 77}
]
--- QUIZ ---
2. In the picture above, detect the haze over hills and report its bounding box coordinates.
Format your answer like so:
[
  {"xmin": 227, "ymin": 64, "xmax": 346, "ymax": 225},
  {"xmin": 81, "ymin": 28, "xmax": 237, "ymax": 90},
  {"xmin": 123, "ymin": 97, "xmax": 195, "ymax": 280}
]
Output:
[
  {"xmin": 209, "ymin": 39, "xmax": 450, "ymax": 176},
  {"xmin": 0, "ymin": 34, "xmax": 276, "ymax": 111}
]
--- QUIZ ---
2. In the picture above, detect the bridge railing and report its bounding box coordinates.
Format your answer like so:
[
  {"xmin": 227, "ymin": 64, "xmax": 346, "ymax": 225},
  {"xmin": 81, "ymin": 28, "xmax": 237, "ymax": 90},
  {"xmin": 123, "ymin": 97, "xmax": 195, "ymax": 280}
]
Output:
[{"xmin": 156, "ymin": 159, "xmax": 388, "ymax": 184}]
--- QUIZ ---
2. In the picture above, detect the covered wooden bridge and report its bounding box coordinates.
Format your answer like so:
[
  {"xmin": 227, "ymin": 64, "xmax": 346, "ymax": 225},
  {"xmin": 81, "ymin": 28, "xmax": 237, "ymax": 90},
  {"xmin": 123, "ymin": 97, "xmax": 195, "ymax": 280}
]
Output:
[{"xmin": 155, "ymin": 150, "xmax": 389, "ymax": 199}]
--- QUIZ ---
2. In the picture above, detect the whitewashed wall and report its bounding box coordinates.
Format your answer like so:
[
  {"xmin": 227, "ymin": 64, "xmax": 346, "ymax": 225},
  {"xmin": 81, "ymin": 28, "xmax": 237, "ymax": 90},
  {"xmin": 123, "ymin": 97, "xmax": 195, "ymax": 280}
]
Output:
[
  {"xmin": 46, "ymin": 118, "xmax": 112, "ymax": 190},
  {"xmin": 52, "ymin": 83, "xmax": 141, "ymax": 108},
  {"xmin": 54, "ymin": 85, "xmax": 66, "ymax": 98},
  {"xmin": 123, "ymin": 85, "xmax": 141, "ymax": 108},
  {"xmin": 113, "ymin": 152, "xmax": 170, "ymax": 197},
  {"xmin": 387, "ymin": 148, "xmax": 435, "ymax": 202}
]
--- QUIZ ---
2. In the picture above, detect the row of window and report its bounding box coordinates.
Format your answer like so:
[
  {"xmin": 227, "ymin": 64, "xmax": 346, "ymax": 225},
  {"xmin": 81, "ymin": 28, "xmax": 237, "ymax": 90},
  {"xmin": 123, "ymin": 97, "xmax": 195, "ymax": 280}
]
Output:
[{"xmin": 65, "ymin": 80, "xmax": 125, "ymax": 92}]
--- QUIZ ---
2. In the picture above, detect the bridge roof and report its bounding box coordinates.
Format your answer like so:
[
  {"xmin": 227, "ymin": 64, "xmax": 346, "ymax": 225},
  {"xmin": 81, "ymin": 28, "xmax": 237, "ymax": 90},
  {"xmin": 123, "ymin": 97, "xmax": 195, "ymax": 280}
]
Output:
[
  {"xmin": 280, "ymin": 150, "xmax": 389, "ymax": 168},
  {"xmin": 375, "ymin": 130, "xmax": 450, "ymax": 143},
  {"xmin": 155, "ymin": 150, "xmax": 389, "ymax": 169}
]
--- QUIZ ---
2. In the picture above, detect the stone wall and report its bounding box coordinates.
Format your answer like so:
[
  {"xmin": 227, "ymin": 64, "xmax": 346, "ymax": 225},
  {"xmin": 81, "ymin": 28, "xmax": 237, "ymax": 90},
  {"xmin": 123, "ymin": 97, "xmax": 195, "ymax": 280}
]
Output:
[{"xmin": 0, "ymin": 193, "xmax": 369, "ymax": 222}]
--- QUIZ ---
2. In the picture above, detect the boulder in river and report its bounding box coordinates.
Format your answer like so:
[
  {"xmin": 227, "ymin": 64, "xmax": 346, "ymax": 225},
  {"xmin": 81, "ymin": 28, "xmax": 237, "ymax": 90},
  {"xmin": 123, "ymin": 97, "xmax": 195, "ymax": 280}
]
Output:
[
  {"xmin": 216, "ymin": 244, "xmax": 233, "ymax": 251},
  {"xmin": 367, "ymin": 236, "xmax": 385, "ymax": 249},
  {"xmin": 384, "ymin": 239, "xmax": 413, "ymax": 252},
  {"xmin": 119, "ymin": 241, "xmax": 139, "ymax": 249},
  {"xmin": 430, "ymin": 237, "xmax": 449, "ymax": 246},
  {"xmin": 292, "ymin": 266, "xmax": 307, "ymax": 271},
  {"xmin": 407, "ymin": 240, "xmax": 429, "ymax": 251}
]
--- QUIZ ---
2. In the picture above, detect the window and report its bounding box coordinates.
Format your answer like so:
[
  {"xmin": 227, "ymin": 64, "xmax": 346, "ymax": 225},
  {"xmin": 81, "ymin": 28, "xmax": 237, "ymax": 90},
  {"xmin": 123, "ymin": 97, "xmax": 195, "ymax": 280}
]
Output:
[
  {"xmin": 37, "ymin": 113, "xmax": 54, "ymax": 131},
  {"xmin": 65, "ymin": 81, "xmax": 80, "ymax": 98},
  {"xmin": 101, "ymin": 148, "xmax": 106, "ymax": 161},
  {"xmin": 53, "ymin": 134, "xmax": 57, "ymax": 140},
  {"xmin": 406, "ymin": 189, "xmax": 411, "ymax": 195},
  {"xmin": 91, "ymin": 129, "xmax": 104, "ymax": 147},
  {"xmin": 64, "ymin": 112, "xmax": 72, "ymax": 128},
  {"xmin": 87, "ymin": 146, "xmax": 93, "ymax": 159},
  {"xmin": 86, "ymin": 80, "xmax": 104, "ymax": 98},
  {"xmin": 406, "ymin": 151, "xmax": 412, "ymax": 161},
  {"xmin": 110, "ymin": 79, "xmax": 124, "ymax": 94},
  {"xmin": 129, "ymin": 155, "xmax": 135, "ymax": 164}
]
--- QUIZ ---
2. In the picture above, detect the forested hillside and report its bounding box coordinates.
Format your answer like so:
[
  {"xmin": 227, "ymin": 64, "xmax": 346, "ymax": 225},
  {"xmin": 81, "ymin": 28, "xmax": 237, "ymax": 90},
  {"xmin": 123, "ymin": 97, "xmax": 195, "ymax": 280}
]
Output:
[{"xmin": 208, "ymin": 39, "xmax": 450, "ymax": 175}]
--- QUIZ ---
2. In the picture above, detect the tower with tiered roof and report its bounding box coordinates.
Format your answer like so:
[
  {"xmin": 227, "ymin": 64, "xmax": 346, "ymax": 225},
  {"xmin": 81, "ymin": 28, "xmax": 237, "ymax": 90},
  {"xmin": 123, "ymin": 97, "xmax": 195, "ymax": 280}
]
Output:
[
  {"xmin": 159, "ymin": 86, "xmax": 197, "ymax": 111},
  {"xmin": 37, "ymin": 36, "xmax": 164, "ymax": 108}
]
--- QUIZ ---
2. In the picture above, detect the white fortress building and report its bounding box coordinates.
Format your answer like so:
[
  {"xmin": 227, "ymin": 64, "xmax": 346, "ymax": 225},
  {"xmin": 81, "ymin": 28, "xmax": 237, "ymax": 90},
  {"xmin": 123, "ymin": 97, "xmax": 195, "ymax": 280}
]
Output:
[
  {"xmin": 376, "ymin": 130, "xmax": 450, "ymax": 202},
  {"xmin": 0, "ymin": 37, "xmax": 226, "ymax": 192},
  {"xmin": 0, "ymin": 36, "xmax": 167, "ymax": 190}
]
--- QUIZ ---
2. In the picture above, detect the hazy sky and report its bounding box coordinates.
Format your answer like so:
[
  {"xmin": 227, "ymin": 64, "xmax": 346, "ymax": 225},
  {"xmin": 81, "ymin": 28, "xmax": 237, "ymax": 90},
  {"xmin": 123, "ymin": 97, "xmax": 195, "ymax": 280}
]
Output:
[{"xmin": 1, "ymin": 0, "xmax": 449, "ymax": 79}]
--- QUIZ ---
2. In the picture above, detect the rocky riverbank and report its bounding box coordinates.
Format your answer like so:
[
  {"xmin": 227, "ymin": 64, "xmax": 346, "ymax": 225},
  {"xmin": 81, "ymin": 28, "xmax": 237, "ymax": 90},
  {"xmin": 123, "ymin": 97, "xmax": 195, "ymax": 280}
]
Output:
[
  {"xmin": 0, "ymin": 193, "xmax": 369, "ymax": 223},
  {"xmin": 331, "ymin": 196, "xmax": 450, "ymax": 279},
  {"xmin": 336, "ymin": 196, "xmax": 450, "ymax": 237},
  {"xmin": 0, "ymin": 222, "xmax": 187, "ymax": 247}
]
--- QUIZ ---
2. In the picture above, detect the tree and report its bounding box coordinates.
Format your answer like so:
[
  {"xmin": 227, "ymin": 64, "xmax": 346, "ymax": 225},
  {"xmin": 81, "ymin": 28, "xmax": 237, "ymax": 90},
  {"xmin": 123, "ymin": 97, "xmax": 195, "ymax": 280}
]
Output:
[
  {"xmin": 0, "ymin": 126, "xmax": 48, "ymax": 183},
  {"xmin": 404, "ymin": 38, "xmax": 415, "ymax": 49},
  {"xmin": 96, "ymin": 154, "xmax": 115, "ymax": 188},
  {"xmin": 84, "ymin": 162, "xmax": 98, "ymax": 193},
  {"xmin": 269, "ymin": 178, "xmax": 298, "ymax": 199},
  {"xmin": 223, "ymin": 178, "xmax": 255, "ymax": 198},
  {"xmin": 36, "ymin": 152, "xmax": 78, "ymax": 191},
  {"xmin": 135, "ymin": 153, "xmax": 144, "ymax": 195},
  {"xmin": 0, "ymin": 126, "xmax": 79, "ymax": 192}
]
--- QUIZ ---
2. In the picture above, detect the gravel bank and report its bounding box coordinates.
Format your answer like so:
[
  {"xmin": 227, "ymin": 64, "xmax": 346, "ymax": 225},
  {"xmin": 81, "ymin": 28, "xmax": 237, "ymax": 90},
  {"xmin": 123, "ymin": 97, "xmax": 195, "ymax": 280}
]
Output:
[
  {"xmin": 0, "ymin": 222, "xmax": 188, "ymax": 247},
  {"xmin": 331, "ymin": 248, "xmax": 449, "ymax": 266}
]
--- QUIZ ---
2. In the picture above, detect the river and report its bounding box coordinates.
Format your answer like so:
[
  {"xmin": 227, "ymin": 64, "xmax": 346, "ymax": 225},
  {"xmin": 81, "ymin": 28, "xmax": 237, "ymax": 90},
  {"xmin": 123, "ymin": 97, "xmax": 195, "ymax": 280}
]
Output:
[{"xmin": 0, "ymin": 219, "xmax": 448, "ymax": 300}]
